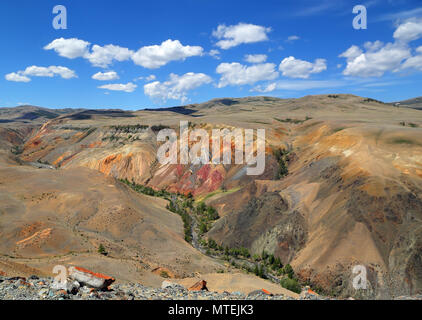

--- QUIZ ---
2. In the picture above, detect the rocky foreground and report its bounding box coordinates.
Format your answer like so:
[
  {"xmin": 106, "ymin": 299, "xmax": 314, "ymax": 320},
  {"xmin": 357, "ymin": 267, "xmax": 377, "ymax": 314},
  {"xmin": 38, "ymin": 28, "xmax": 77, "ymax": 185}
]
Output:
[
  {"xmin": 0, "ymin": 275, "xmax": 319, "ymax": 300},
  {"xmin": 1, "ymin": 275, "xmax": 422, "ymax": 300}
]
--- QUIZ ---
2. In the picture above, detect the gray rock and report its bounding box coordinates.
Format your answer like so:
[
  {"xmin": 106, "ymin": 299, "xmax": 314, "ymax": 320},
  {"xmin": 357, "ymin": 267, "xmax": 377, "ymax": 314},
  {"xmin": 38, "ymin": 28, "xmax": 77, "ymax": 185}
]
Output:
[
  {"xmin": 161, "ymin": 280, "xmax": 185, "ymax": 291},
  {"xmin": 68, "ymin": 266, "xmax": 114, "ymax": 289}
]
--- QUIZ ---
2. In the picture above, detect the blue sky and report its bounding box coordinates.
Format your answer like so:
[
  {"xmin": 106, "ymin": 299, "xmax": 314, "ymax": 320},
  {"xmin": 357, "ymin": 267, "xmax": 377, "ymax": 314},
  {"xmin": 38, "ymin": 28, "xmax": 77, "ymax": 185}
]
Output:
[{"xmin": 1, "ymin": 0, "xmax": 422, "ymax": 109}]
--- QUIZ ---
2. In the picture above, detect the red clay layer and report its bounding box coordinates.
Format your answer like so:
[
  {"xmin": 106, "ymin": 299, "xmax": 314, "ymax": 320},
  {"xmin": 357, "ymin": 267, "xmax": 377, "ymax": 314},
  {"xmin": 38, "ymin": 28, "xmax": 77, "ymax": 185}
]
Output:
[{"xmin": 73, "ymin": 266, "xmax": 115, "ymax": 281}]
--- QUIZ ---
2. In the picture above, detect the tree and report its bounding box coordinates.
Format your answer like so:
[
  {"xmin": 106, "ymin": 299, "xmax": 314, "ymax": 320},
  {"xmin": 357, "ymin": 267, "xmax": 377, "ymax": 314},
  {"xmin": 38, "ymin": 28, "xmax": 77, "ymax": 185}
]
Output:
[
  {"xmin": 283, "ymin": 264, "xmax": 295, "ymax": 279},
  {"xmin": 197, "ymin": 202, "xmax": 206, "ymax": 214},
  {"xmin": 280, "ymin": 278, "xmax": 301, "ymax": 294},
  {"xmin": 254, "ymin": 264, "xmax": 259, "ymax": 276},
  {"xmin": 208, "ymin": 239, "xmax": 218, "ymax": 249},
  {"xmin": 240, "ymin": 247, "xmax": 250, "ymax": 258},
  {"xmin": 272, "ymin": 257, "xmax": 283, "ymax": 270},
  {"xmin": 207, "ymin": 206, "xmax": 219, "ymax": 220},
  {"xmin": 98, "ymin": 244, "xmax": 107, "ymax": 255},
  {"xmin": 258, "ymin": 265, "xmax": 266, "ymax": 279},
  {"xmin": 268, "ymin": 254, "xmax": 275, "ymax": 265},
  {"xmin": 199, "ymin": 222, "xmax": 208, "ymax": 234},
  {"xmin": 253, "ymin": 254, "xmax": 261, "ymax": 261}
]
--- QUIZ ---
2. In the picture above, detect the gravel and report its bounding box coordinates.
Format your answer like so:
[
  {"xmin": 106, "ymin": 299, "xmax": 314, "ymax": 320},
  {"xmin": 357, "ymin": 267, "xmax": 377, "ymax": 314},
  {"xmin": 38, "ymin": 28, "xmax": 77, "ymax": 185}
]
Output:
[
  {"xmin": 1, "ymin": 276, "xmax": 421, "ymax": 300},
  {"xmin": 0, "ymin": 276, "xmax": 296, "ymax": 300}
]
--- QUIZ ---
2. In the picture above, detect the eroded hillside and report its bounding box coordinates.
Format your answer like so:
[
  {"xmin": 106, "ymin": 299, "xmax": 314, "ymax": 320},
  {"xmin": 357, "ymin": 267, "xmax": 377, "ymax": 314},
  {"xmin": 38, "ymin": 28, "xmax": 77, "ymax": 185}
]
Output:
[{"xmin": 1, "ymin": 95, "xmax": 422, "ymax": 298}]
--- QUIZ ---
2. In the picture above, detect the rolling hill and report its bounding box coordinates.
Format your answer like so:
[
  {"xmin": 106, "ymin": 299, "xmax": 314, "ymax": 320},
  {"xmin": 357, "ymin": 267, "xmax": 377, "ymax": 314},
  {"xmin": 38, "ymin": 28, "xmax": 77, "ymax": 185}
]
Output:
[{"xmin": 1, "ymin": 94, "xmax": 422, "ymax": 298}]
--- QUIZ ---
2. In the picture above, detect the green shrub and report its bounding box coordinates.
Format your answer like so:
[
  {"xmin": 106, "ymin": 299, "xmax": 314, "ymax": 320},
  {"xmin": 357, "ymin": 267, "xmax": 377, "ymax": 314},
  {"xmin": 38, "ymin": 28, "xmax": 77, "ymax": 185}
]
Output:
[
  {"xmin": 207, "ymin": 239, "xmax": 218, "ymax": 249},
  {"xmin": 199, "ymin": 222, "xmax": 208, "ymax": 234},
  {"xmin": 253, "ymin": 264, "xmax": 259, "ymax": 276},
  {"xmin": 283, "ymin": 264, "xmax": 295, "ymax": 279},
  {"xmin": 268, "ymin": 254, "xmax": 275, "ymax": 265},
  {"xmin": 258, "ymin": 265, "xmax": 266, "ymax": 279},
  {"xmin": 272, "ymin": 257, "xmax": 283, "ymax": 270},
  {"xmin": 110, "ymin": 124, "xmax": 149, "ymax": 132},
  {"xmin": 151, "ymin": 124, "xmax": 170, "ymax": 132},
  {"xmin": 363, "ymin": 98, "xmax": 384, "ymax": 104},
  {"xmin": 273, "ymin": 149, "xmax": 289, "ymax": 179},
  {"xmin": 253, "ymin": 254, "xmax": 261, "ymax": 261},
  {"xmin": 11, "ymin": 145, "xmax": 23, "ymax": 155},
  {"xmin": 98, "ymin": 244, "xmax": 107, "ymax": 255},
  {"xmin": 280, "ymin": 278, "xmax": 301, "ymax": 294},
  {"xmin": 239, "ymin": 247, "xmax": 250, "ymax": 258},
  {"xmin": 206, "ymin": 206, "xmax": 219, "ymax": 220},
  {"xmin": 390, "ymin": 138, "xmax": 419, "ymax": 145}
]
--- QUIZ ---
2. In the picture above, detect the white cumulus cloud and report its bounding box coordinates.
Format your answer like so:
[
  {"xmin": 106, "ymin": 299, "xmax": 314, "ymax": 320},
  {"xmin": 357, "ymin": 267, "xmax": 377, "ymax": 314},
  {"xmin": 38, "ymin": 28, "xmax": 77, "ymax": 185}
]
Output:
[
  {"xmin": 340, "ymin": 19, "xmax": 422, "ymax": 77},
  {"xmin": 98, "ymin": 82, "xmax": 137, "ymax": 93},
  {"xmin": 44, "ymin": 38, "xmax": 90, "ymax": 59},
  {"xmin": 339, "ymin": 45, "xmax": 364, "ymax": 62},
  {"xmin": 364, "ymin": 40, "xmax": 384, "ymax": 52},
  {"xmin": 212, "ymin": 23, "xmax": 271, "ymax": 49},
  {"xmin": 216, "ymin": 62, "xmax": 279, "ymax": 87},
  {"xmin": 144, "ymin": 72, "xmax": 212, "ymax": 103},
  {"xmin": 209, "ymin": 49, "xmax": 221, "ymax": 59},
  {"xmin": 393, "ymin": 18, "xmax": 422, "ymax": 43},
  {"xmin": 45, "ymin": 38, "xmax": 202, "ymax": 69},
  {"xmin": 340, "ymin": 43, "xmax": 411, "ymax": 77},
  {"xmin": 146, "ymin": 74, "xmax": 156, "ymax": 81},
  {"xmin": 287, "ymin": 35, "xmax": 300, "ymax": 42},
  {"xmin": 279, "ymin": 56, "xmax": 327, "ymax": 79},
  {"xmin": 45, "ymin": 38, "xmax": 133, "ymax": 68},
  {"xmin": 5, "ymin": 72, "xmax": 31, "ymax": 82},
  {"xmin": 402, "ymin": 46, "xmax": 422, "ymax": 71},
  {"xmin": 244, "ymin": 54, "xmax": 267, "ymax": 63},
  {"xmin": 23, "ymin": 66, "xmax": 76, "ymax": 79},
  {"xmin": 5, "ymin": 65, "xmax": 77, "ymax": 82},
  {"xmin": 92, "ymin": 71, "xmax": 119, "ymax": 81},
  {"xmin": 132, "ymin": 39, "xmax": 203, "ymax": 69},
  {"xmin": 86, "ymin": 44, "xmax": 134, "ymax": 68}
]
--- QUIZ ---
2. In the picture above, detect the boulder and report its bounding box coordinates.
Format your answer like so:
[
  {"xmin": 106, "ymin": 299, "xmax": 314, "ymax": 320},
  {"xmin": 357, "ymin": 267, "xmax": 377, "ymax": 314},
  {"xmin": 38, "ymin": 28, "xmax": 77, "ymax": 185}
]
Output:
[
  {"xmin": 68, "ymin": 266, "xmax": 115, "ymax": 289},
  {"xmin": 51, "ymin": 278, "xmax": 80, "ymax": 294},
  {"xmin": 300, "ymin": 286, "xmax": 319, "ymax": 299},
  {"xmin": 161, "ymin": 280, "xmax": 185, "ymax": 291},
  {"xmin": 67, "ymin": 280, "xmax": 81, "ymax": 294},
  {"xmin": 247, "ymin": 289, "xmax": 273, "ymax": 297},
  {"xmin": 161, "ymin": 280, "xmax": 173, "ymax": 289},
  {"xmin": 188, "ymin": 280, "xmax": 208, "ymax": 291}
]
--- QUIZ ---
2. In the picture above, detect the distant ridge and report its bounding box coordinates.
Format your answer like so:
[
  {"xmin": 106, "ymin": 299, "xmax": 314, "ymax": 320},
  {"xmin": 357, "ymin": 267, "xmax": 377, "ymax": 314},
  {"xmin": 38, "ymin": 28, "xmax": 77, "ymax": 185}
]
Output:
[
  {"xmin": 391, "ymin": 97, "xmax": 422, "ymax": 110},
  {"xmin": 0, "ymin": 105, "xmax": 85, "ymax": 124}
]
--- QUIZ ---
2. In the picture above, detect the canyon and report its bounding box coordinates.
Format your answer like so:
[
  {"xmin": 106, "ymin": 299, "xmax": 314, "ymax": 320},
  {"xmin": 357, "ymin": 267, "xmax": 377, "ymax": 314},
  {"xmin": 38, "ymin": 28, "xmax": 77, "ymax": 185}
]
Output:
[{"xmin": 0, "ymin": 94, "xmax": 421, "ymax": 299}]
